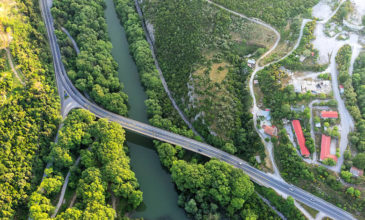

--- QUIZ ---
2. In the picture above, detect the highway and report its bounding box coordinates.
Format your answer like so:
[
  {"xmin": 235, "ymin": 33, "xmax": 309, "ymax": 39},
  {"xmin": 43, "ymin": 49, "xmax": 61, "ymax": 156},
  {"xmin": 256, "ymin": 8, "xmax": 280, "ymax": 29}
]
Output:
[{"xmin": 39, "ymin": 0, "xmax": 355, "ymax": 219}]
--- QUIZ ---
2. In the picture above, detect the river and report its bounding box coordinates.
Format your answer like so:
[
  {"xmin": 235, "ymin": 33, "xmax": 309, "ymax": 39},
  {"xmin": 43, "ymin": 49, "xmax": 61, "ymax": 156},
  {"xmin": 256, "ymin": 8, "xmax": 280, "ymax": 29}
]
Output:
[{"xmin": 104, "ymin": 0, "xmax": 188, "ymax": 219}]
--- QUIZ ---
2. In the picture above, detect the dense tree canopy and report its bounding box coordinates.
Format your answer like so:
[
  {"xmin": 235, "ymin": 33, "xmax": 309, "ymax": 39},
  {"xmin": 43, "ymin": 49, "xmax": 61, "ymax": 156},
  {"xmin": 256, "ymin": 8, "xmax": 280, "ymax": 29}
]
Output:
[
  {"xmin": 29, "ymin": 109, "xmax": 143, "ymax": 218},
  {"xmin": 171, "ymin": 159, "xmax": 254, "ymax": 218},
  {"xmin": 0, "ymin": 0, "xmax": 61, "ymax": 217},
  {"xmin": 51, "ymin": 0, "xmax": 128, "ymax": 116}
]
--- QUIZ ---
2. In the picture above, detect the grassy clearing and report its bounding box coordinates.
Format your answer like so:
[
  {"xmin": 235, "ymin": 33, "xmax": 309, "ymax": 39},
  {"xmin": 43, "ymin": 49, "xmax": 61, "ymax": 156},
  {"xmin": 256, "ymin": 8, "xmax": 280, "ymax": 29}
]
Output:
[
  {"xmin": 261, "ymin": 41, "xmax": 296, "ymax": 66},
  {"xmin": 188, "ymin": 2, "xmax": 277, "ymax": 139},
  {"xmin": 209, "ymin": 62, "xmax": 229, "ymax": 83},
  {"xmin": 253, "ymin": 84, "xmax": 265, "ymax": 108},
  {"xmin": 298, "ymin": 201, "xmax": 319, "ymax": 218}
]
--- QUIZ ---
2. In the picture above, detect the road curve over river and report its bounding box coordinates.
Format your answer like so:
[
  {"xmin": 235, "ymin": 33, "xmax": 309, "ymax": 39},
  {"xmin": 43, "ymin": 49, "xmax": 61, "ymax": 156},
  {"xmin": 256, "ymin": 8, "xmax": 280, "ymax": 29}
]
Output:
[{"xmin": 39, "ymin": 0, "xmax": 355, "ymax": 219}]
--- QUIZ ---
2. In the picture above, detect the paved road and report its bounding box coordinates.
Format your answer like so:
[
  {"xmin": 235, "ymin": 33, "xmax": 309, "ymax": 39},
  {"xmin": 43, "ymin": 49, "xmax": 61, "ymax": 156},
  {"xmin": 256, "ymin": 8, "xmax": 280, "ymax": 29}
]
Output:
[
  {"xmin": 61, "ymin": 27, "xmax": 80, "ymax": 55},
  {"xmin": 39, "ymin": 0, "xmax": 355, "ymax": 219},
  {"xmin": 329, "ymin": 45, "xmax": 355, "ymax": 173}
]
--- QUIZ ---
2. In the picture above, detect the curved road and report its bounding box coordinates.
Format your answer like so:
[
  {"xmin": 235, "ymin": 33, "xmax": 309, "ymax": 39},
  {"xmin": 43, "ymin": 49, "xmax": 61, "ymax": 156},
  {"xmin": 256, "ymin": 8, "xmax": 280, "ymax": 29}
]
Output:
[{"xmin": 39, "ymin": 0, "xmax": 355, "ymax": 219}]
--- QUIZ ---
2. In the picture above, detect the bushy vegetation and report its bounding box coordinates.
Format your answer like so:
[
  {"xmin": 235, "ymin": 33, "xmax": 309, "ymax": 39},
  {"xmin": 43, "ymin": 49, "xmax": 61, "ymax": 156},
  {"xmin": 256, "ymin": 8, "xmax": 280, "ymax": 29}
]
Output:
[
  {"xmin": 211, "ymin": 0, "xmax": 319, "ymax": 38},
  {"xmin": 51, "ymin": 0, "xmax": 129, "ymax": 116},
  {"xmin": 0, "ymin": 0, "xmax": 61, "ymax": 217},
  {"xmin": 256, "ymin": 186, "xmax": 306, "ymax": 220},
  {"xmin": 331, "ymin": 0, "xmax": 352, "ymax": 23},
  {"xmin": 29, "ymin": 109, "xmax": 143, "ymax": 218},
  {"xmin": 141, "ymin": 0, "xmax": 265, "ymax": 162},
  {"xmin": 351, "ymin": 52, "xmax": 365, "ymax": 152}
]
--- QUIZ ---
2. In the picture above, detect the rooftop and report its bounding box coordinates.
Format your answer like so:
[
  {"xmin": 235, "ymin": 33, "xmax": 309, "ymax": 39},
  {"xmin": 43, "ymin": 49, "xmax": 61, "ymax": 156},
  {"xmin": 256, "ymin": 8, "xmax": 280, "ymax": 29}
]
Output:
[
  {"xmin": 321, "ymin": 111, "xmax": 338, "ymax": 118},
  {"xmin": 320, "ymin": 134, "xmax": 337, "ymax": 162},
  {"xmin": 292, "ymin": 120, "xmax": 310, "ymax": 157},
  {"xmin": 350, "ymin": 166, "xmax": 364, "ymax": 177},
  {"xmin": 262, "ymin": 125, "xmax": 278, "ymax": 137}
]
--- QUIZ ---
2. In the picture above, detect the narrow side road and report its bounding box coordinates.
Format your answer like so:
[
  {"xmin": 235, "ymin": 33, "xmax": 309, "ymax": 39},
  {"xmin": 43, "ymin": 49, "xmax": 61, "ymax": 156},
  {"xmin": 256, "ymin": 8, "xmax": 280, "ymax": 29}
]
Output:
[
  {"xmin": 6, "ymin": 48, "xmax": 25, "ymax": 86},
  {"xmin": 51, "ymin": 156, "xmax": 81, "ymax": 218},
  {"xmin": 61, "ymin": 27, "xmax": 80, "ymax": 55}
]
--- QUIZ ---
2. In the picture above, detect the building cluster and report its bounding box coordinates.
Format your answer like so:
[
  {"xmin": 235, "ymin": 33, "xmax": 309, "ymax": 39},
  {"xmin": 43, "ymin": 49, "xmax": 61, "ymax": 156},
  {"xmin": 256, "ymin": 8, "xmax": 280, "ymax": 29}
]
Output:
[
  {"xmin": 291, "ymin": 111, "xmax": 339, "ymax": 161},
  {"xmin": 292, "ymin": 120, "xmax": 310, "ymax": 157}
]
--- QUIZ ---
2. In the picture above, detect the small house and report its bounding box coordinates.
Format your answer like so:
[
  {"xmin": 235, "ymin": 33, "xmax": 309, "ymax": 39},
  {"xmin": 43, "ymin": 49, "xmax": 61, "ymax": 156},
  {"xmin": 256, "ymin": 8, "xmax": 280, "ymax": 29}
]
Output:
[
  {"xmin": 339, "ymin": 85, "xmax": 344, "ymax": 94},
  {"xmin": 248, "ymin": 59, "xmax": 256, "ymax": 65},
  {"xmin": 262, "ymin": 125, "xmax": 278, "ymax": 137},
  {"xmin": 350, "ymin": 167, "xmax": 364, "ymax": 177}
]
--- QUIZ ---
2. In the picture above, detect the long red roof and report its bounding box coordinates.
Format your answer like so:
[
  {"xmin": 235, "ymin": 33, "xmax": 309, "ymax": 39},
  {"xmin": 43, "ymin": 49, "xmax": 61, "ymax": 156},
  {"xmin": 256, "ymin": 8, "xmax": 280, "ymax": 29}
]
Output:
[
  {"xmin": 320, "ymin": 134, "xmax": 337, "ymax": 162},
  {"xmin": 321, "ymin": 111, "xmax": 338, "ymax": 118},
  {"xmin": 292, "ymin": 120, "xmax": 310, "ymax": 157}
]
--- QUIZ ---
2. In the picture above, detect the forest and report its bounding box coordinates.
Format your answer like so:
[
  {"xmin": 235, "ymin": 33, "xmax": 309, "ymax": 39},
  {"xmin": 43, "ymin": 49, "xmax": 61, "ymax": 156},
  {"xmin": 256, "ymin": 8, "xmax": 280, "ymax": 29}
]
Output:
[
  {"xmin": 141, "ymin": 0, "xmax": 265, "ymax": 163},
  {"xmin": 29, "ymin": 109, "xmax": 142, "ymax": 219},
  {"xmin": 51, "ymin": 0, "xmax": 129, "ymax": 116},
  {"xmin": 0, "ymin": 0, "xmax": 61, "ymax": 218}
]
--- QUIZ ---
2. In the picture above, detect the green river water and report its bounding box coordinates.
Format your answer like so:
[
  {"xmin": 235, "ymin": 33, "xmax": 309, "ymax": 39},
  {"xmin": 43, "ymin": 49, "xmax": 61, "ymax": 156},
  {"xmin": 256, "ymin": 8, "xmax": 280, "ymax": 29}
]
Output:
[{"xmin": 104, "ymin": 0, "xmax": 188, "ymax": 219}]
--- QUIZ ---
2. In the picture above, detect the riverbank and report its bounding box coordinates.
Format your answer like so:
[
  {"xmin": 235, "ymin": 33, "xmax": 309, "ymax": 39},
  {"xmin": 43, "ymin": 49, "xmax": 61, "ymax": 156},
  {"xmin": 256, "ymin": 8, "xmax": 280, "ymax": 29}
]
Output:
[{"xmin": 104, "ymin": 0, "xmax": 188, "ymax": 218}]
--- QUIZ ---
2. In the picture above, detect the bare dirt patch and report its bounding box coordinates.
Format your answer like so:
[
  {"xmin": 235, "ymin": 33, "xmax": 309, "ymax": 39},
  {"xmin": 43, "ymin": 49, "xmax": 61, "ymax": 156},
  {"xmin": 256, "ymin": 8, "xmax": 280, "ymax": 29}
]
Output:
[{"xmin": 209, "ymin": 62, "xmax": 229, "ymax": 83}]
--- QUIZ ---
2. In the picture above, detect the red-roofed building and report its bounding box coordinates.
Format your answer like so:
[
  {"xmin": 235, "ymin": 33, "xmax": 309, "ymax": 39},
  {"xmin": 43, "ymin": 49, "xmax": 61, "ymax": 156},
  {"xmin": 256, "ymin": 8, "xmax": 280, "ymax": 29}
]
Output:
[
  {"xmin": 339, "ymin": 85, "xmax": 344, "ymax": 94},
  {"xmin": 321, "ymin": 111, "xmax": 338, "ymax": 118},
  {"xmin": 320, "ymin": 134, "xmax": 337, "ymax": 162},
  {"xmin": 292, "ymin": 120, "xmax": 310, "ymax": 157},
  {"xmin": 262, "ymin": 125, "xmax": 278, "ymax": 137},
  {"xmin": 350, "ymin": 167, "xmax": 364, "ymax": 177}
]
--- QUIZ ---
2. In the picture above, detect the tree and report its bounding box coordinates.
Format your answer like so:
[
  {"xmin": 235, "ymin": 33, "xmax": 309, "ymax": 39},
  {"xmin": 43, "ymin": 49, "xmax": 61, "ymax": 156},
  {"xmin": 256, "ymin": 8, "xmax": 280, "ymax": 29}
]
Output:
[
  {"xmin": 222, "ymin": 143, "xmax": 237, "ymax": 154},
  {"xmin": 344, "ymin": 150, "xmax": 352, "ymax": 160},
  {"xmin": 49, "ymin": 145, "xmax": 73, "ymax": 169},
  {"xmin": 353, "ymin": 153, "xmax": 365, "ymax": 169},
  {"xmin": 346, "ymin": 187, "xmax": 355, "ymax": 196},
  {"xmin": 341, "ymin": 171, "xmax": 352, "ymax": 183},
  {"xmin": 323, "ymin": 158, "xmax": 336, "ymax": 166},
  {"xmin": 355, "ymin": 189, "xmax": 361, "ymax": 198},
  {"xmin": 156, "ymin": 142, "xmax": 178, "ymax": 169},
  {"xmin": 185, "ymin": 199, "xmax": 198, "ymax": 215},
  {"xmin": 55, "ymin": 208, "xmax": 82, "ymax": 220}
]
